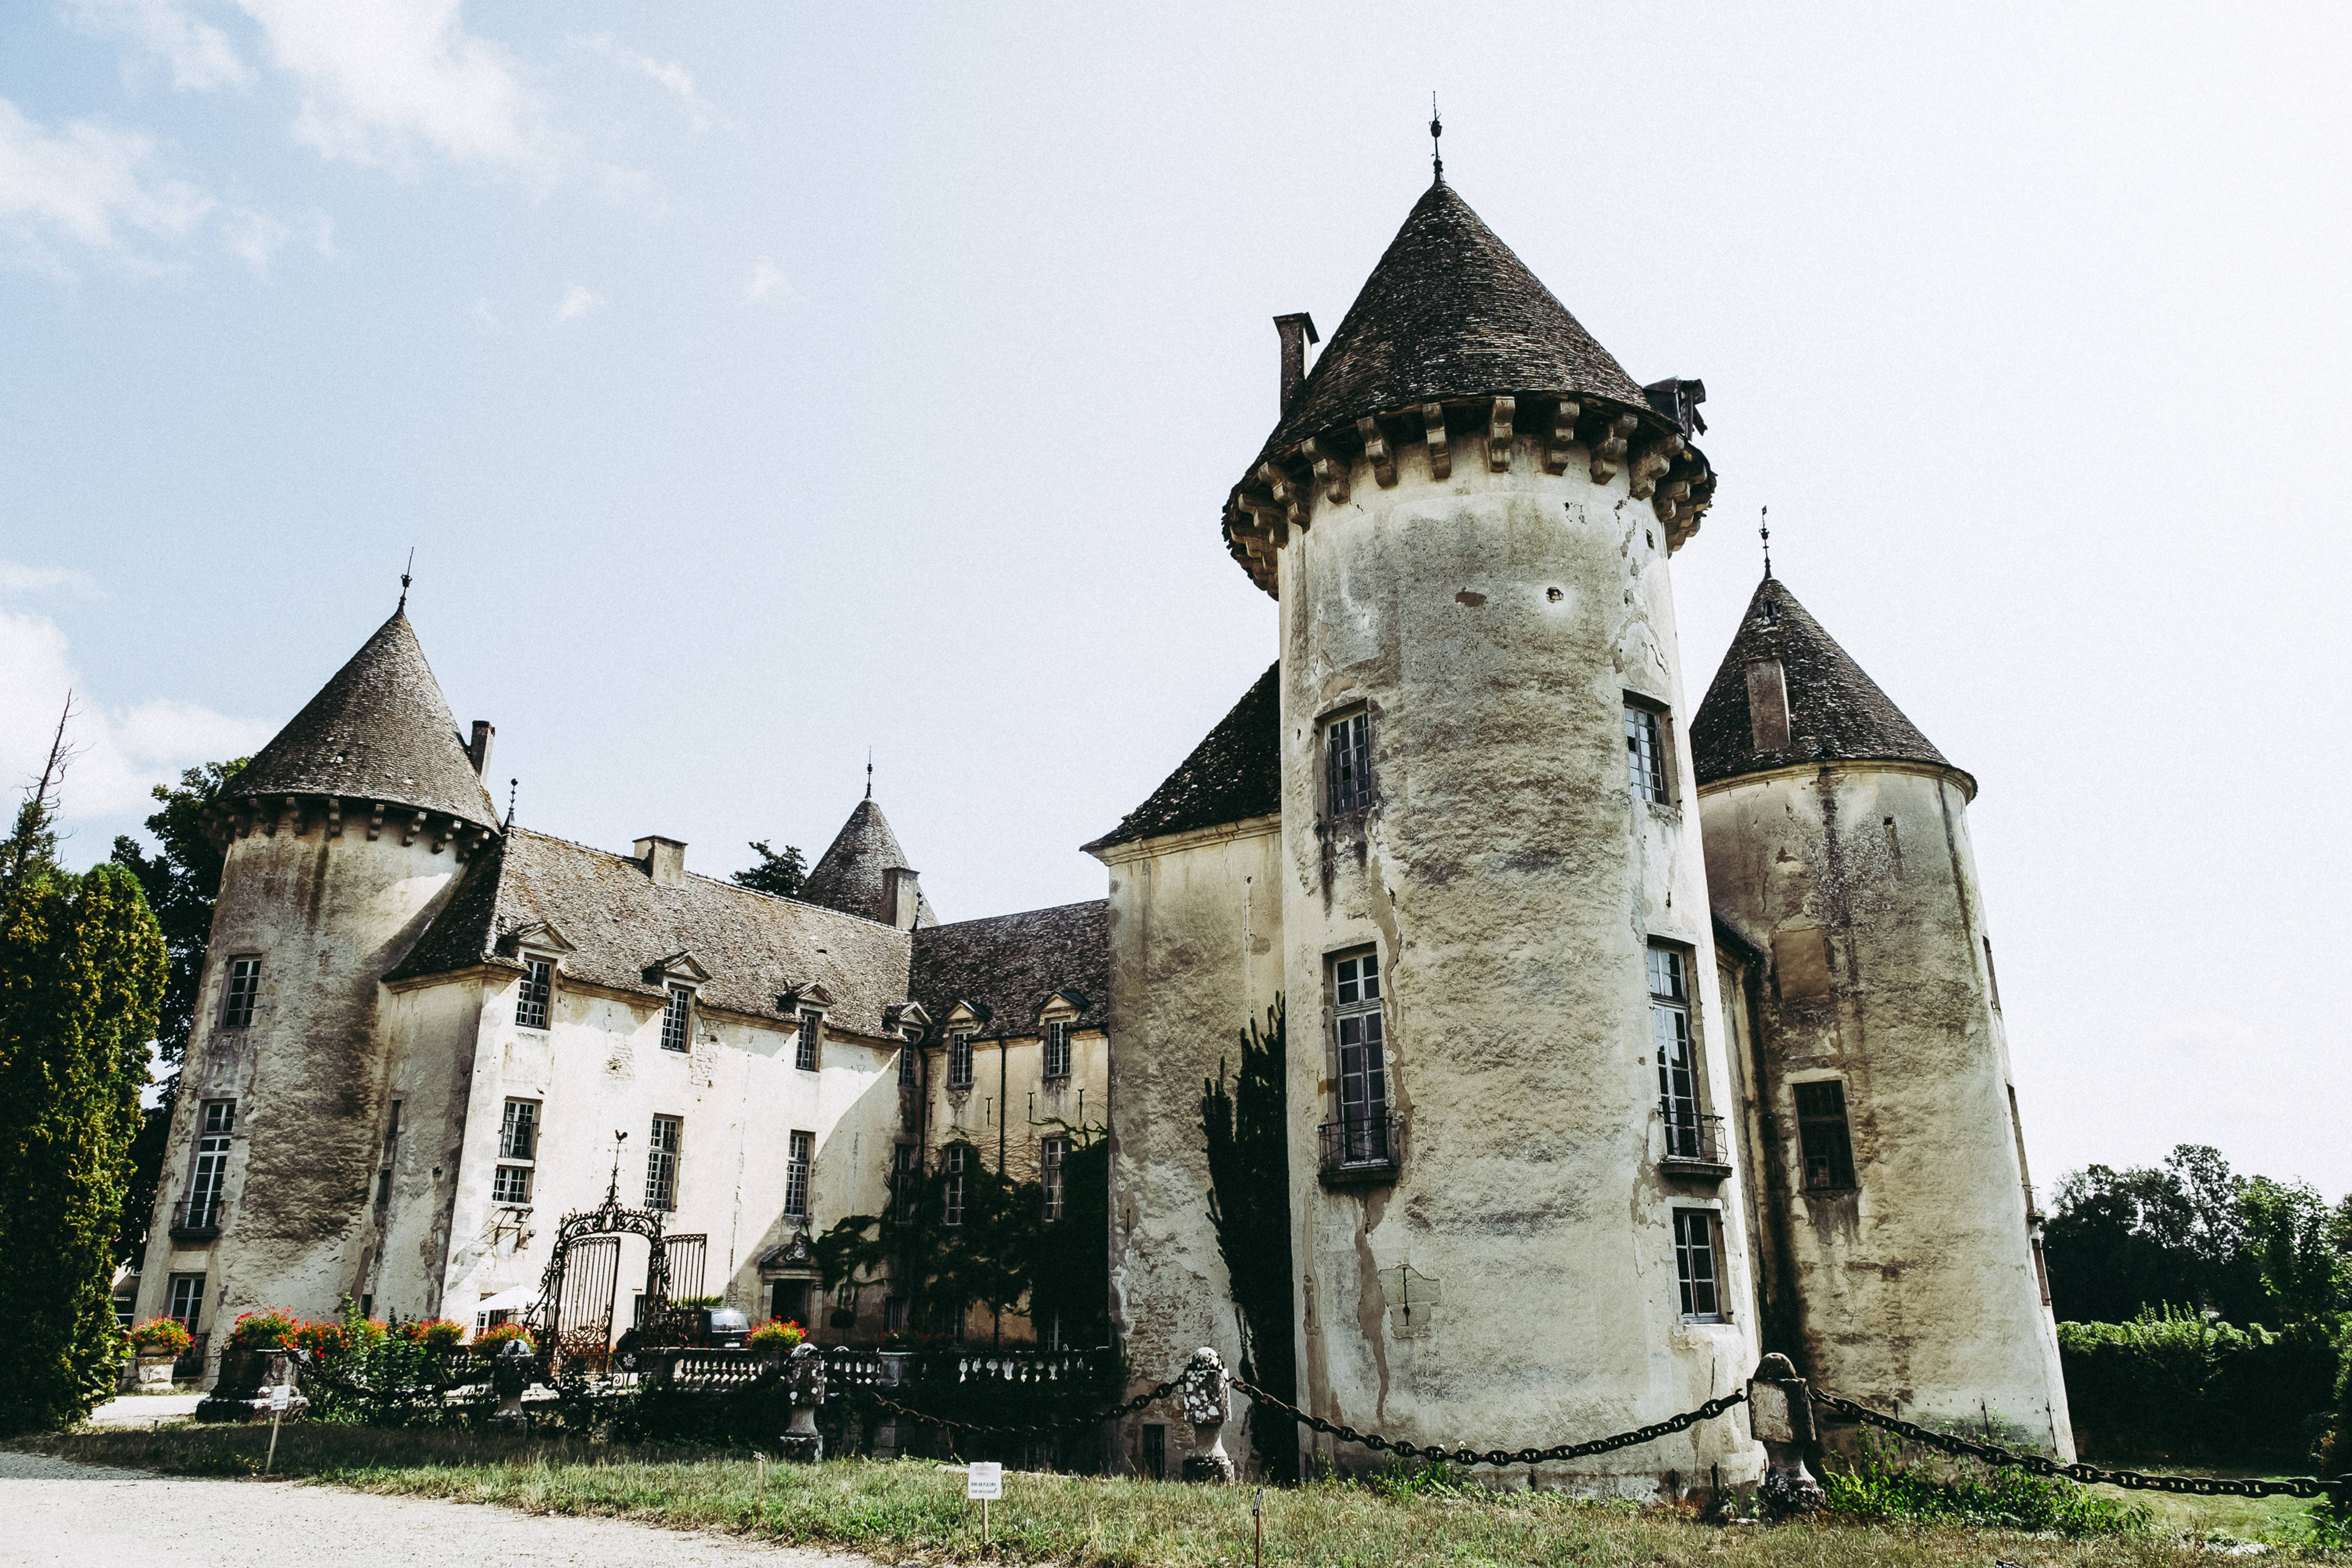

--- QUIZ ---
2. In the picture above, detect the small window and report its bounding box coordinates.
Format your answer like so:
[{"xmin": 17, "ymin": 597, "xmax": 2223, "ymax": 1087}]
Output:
[
  {"xmin": 1649, "ymin": 947, "xmax": 1702, "ymax": 1156},
  {"xmin": 1794, "ymin": 1080, "xmax": 1858, "ymax": 1191},
  {"xmin": 186, "ymin": 1100, "xmax": 234, "ymax": 1228},
  {"xmin": 1141, "ymin": 1423, "xmax": 1167, "ymax": 1481},
  {"xmin": 771, "ymin": 1279, "xmax": 808, "ymax": 1326},
  {"xmin": 890, "ymin": 1143, "xmax": 919, "ymax": 1219},
  {"xmin": 948, "ymin": 1031, "xmax": 974, "ymax": 1089},
  {"xmin": 645, "ymin": 1115, "xmax": 682, "ymax": 1211},
  {"xmin": 785, "ymin": 1129, "xmax": 813, "ymax": 1218},
  {"xmin": 1043, "ymin": 1019, "xmax": 1072, "ymax": 1080},
  {"xmin": 498, "ymin": 1099, "xmax": 538, "ymax": 1161},
  {"xmin": 166, "ymin": 1273, "xmax": 206, "ymax": 1331},
  {"xmin": 898, "ymin": 1042, "xmax": 919, "ymax": 1088},
  {"xmin": 1625, "ymin": 703, "xmax": 1669, "ymax": 804},
  {"xmin": 884, "ymin": 1295, "xmax": 907, "ymax": 1333},
  {"xmin": 376, "ymin": 1100, "xmax": 400, "ymax": 1207},
  {"xmin": 660, "ymin": 986, "xmax": 693, "ymax": 1052},
  {"xmin": 942, "ymin": 1144, "xmax": 967, "ymax": 1227},
  {"xmin": 492, "ymin": 1164, "xmax": 533, "ymax": 1204},
  {"xmin": 1331, "ymin": 952, "xmax": 1389, "ymax": 1165},
  {"xmin": 1672, "ymin": 1210, "xmax": 1723, "ymax": 1321},
  {"xmin": 1325, "ymin": 710, "xmax": 1373, "ymax": 814},
  {"xmin": 221, "ymin": 957, "xmax": 261, "ymax": 1029},
  {"xmin": 1040, "ymin": 1136, "xmax": 1066, "ymax": 1223},
  {"xmin": 794, "ymin": 1011, "xmax": 822, "ymax": 1072},
  {"xmin": 516, "ymin": 957, "xmax": 553, "ymax": 1029}
]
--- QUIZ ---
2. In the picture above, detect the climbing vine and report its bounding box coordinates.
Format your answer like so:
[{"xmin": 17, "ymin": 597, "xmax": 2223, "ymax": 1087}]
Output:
[{"xmin": 1202, "ymin": 996, "xmax": 1297, "ymax": 1481}]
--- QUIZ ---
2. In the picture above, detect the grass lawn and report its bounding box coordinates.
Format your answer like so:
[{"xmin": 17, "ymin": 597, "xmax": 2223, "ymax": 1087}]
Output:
[{"xmin": 14, "ymin": 1423, "xmax": 2346, "ymax": 1567}]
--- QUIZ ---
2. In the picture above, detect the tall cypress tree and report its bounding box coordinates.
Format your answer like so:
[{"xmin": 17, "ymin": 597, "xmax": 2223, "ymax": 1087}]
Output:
[
  {"xmin": 0, "ymin": 804, "xmax": 166, "ymax": 1431},
  {"xmin": 1202, "ymin": 998, "xmax": 1297, "ymax": 1481}
]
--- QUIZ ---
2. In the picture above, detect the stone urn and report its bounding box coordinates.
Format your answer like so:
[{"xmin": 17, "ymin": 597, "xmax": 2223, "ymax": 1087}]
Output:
[
  {"xmin": 197, "ymin": 1347, "xmax": 310, "ymax": 1423},
  {"xmin": 489, "ymin": 1338, "xmax": 535, "ymax": 1430},
  {"xmin": 777, "ymin": 1343, "xmax": 827, "ymax": 1463},
  {"xmin": 1178, "ymin": 1347, "xmax": 1235, "ymax": 1483}
]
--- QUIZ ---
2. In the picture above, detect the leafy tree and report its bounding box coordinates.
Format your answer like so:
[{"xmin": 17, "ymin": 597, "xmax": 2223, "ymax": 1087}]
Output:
[
  {"xmin": 0, "ymin": 766, "xmax": 167, "ymax": 1431},
  {"xmin": 1201, "ymin": 998, "xmax": 1297, "ymax": 1480},
  {"xmin": 2236, "ymin": 1178, "xmax": 2350, "ymax": 1322},
  {"xmin": 109, "ymin": 758, "xmax": 245, "ymax": 1262},
  {"xmin": 731, "ymin": 841, "xmax": 807, "ymax": 899}
]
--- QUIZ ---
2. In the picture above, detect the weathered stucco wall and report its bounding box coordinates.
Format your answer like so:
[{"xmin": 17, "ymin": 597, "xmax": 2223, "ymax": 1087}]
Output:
[
  {"xmin": 135, "ymin": 815, "xmax": 468, "ymax": 1370},
  {"xmin": 1700, "ymin": 761, "xmax": 2072, "ymax": 1456},
  {"xmin": 1274, "ymin": 432, "xmax": 1762, "ymax": 1492},
  {"xmin": 1099, "ymin": 819, "xmax": 1285, "ymax": 1477}
]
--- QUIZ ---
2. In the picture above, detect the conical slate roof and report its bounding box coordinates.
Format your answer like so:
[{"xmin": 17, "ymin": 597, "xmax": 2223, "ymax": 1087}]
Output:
[
  {"xmin": 230, "ymin": 609, "xmax": 500, "ymax": 828},
  {"xmin": 1691, "ymin": 576, "xmax": 1970, "ymax": 795},
  {"xmin": 1252, "ymin": 180, "xmax": 1651, "ymax": 466},
  {"xmin": 798, "ymin": 798, "xmax": 937, "ymax": 927}
]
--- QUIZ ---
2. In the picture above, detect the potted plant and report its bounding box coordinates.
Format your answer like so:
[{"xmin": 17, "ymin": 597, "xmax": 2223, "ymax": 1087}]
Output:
[
  {"xmin": 125, "ymin": 1318, "xmax": 193, "ymax": 1388},
  {"xmin": 475, "ymin": 1321, "xmax": 537, "ymax": 1355},
  {"xmin": 198, "ymin": 1308, "xmax": 305, "ymax": 1421},
  {"xmin": 748, "ymin": 1317, "xmax": 805, "ymax": 1365}
]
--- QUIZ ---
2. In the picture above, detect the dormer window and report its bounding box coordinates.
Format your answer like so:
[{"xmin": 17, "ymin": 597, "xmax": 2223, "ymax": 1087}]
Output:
[
  {"xmin": 1043, "ymin": 1019, "xmax": 1072, "ymax": 1080},
  {"xmin": 515, "ymin": 957, "xmax": 553, "ymax": 1030},
  {"xmin": 794, "ymin": 1010, "xmax": 823, "ymax": 1072},
  {"xmin": 1325, "ymin": 710, "xmax": 1372, "ymax": 815},
  {"xmin": 660, "ymin": 985, "xmax": 693, "ymax": 1053}
]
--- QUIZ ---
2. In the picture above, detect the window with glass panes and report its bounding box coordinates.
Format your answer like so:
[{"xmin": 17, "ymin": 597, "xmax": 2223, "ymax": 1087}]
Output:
[
  {"xmin": 1673, "ymin": 1210, "xmax": 1723, "ymax": 1321},
  {"xmin": 948, "ymin": 1031, "xmax": 974, "ymax": 1088},
  {"xmin": 1040, "ymin": 1136, "xmax": 1066, "ymax": 1222},
  {"xmin": 186, "ymin": 1101, "xmax": 233, "ymax": 1227},
  {"xmin": 645, "ymin": 1116, "xmax": 682, "ymax": 1210},
  {"xmin": 1794, "ymin": 1080, "xmax": 1858, "ymax": 1190},
  {"xmin": 794, "ymin": 1011, "xmax": 821, "ymax": 1071},
  {"xmin": 1043, "ymin": 1019, "xmax": 1071, "ymax": 1079},
  {"xmin": 167, "ymin": 1273, "xmax": 206, "ymax": 1330},
  {"xmin": 1625, "ymin": 703, "xmax": 1668, "ymax": 804},
  {"xmin": 1648, "ymin": 947, "xmax": 1701, "ymax": 1157},
  {"xmin": 492, "ymin": 1163, "xmax": 532, "ymax": 1204},
  {"xmin": 660, "ymin": 986, "xmax": 692, "ymax": 1051},
  {"xmin": 942, "ymin": 1144, "xmax": 967, "ymax": 1227},
  {"xmin": 785, "ymin": 1129, "xmax": 813, "ymax": 1217},
  {"xmin": 498, "ymin": 1099, "xmax": 537, "ymax": 1159},
  {"xmin": 1332, "ymin": 952, "xmax": 1389, "ymax": 1163},
  {"xmin": 1325, "ymin": 711, "xmax": 1372, "ymax": 814},
  {"xmin": 221, "ymin": 957, "xmax": 261, "ymax": 1028},
  {"xmin": 515, "ymin": 957, "xmax": 552, "ymax": 1029},
  {"xmin": 899, "ymin": 1040, "xmax": 919, "ymax": 1087}
]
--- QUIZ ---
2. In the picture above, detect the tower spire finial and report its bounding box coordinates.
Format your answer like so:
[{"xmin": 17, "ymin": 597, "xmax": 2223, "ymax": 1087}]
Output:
[
  {"xmin": 865, "ymin": 746, "xmax": 873, "ymax": 801},
  {"xmin": 506, "ymin": 777, "xmax": 517, "ymax": 829},
  {"xmin": 1429, "ymin": 93, "xmax": 1444, "ymax": 183},
  {"xmin": 1759, "ymin": 506, "xmax": 1772, "ymax": 580},
  {"xmin": 398, "ymin": 547, "xmax": 414, "ymax": 612}
]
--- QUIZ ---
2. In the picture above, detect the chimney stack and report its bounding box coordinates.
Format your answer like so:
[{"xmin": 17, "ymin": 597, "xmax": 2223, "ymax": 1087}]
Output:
[
  {"xmin": 467, "ymin": 720, "xmax": 496, "ymax": 776},
  {"xmin": 634, "ymin": 836, "xmax": 688, "ymax": 888},
  {"xmin": 1273, "ymin": 312, "xmax": 1319, "ymax": 413},
  {"xmin": 885, "ymin": 866, "xmax": 922, "ymax": 930}
]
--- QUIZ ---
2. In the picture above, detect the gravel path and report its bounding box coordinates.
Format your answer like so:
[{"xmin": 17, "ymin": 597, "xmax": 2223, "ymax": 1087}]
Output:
[{"xmin": 0, "ymin": 1450, "xmax": 876, "ymax": 1568}]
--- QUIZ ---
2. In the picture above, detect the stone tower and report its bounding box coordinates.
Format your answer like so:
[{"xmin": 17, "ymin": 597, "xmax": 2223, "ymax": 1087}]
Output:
[
  {"xmin": 135, "ymin": 609, "xmax": 500, "ymax": 1356},
  {"xmin": 1691, "ymin": 574, "xmax": 2073, "ymax": 1456},
  {"xmin": 1221, "ymin": 179, "xmax": 1760, "ymax": 1487}
]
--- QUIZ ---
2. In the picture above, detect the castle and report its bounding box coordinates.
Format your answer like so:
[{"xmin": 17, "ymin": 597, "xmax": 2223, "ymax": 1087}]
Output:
[{"xmin": 133, "ymin": 170, "xmax": 2071, "ymax": 1487}]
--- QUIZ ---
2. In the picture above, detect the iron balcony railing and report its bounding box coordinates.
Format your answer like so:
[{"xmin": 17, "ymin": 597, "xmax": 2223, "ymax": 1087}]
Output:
[
  {"xmin": 170, "ymin": 1197, "xmax": 227, "ymax": 1240},
  {"xmin": 1318, "ymin": 1114, "xmax": 1403, "ymax": 1184},
  {"xmin": 1660, "ymin": 1114, "xmax": 1733, "ymax": 1175}
]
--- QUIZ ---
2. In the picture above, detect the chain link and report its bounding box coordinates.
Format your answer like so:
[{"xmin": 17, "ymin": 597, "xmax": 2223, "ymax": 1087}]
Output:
[{"xmin": 1228, "ymin": 1373, "xmax": 1748, "ymax": 1468}]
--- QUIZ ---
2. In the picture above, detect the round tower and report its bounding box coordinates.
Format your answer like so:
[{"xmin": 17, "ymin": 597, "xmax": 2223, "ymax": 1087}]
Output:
[
  {"xmin": 1224, "ymin": 178, "xmax": 1759, "ymax": 1490},
  {"xmin": 135, "ymin": 608, "xmax": 500, "ymax": 1361},
  {"xmin": 1690, "ymin": 575, "xmax": 2073, "ymax": 1457}
]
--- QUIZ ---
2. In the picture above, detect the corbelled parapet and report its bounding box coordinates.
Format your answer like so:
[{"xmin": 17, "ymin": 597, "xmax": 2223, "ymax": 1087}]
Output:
[{"xmin": 1219, "ymin": 181, "xmax": 1717, "ymax": 596}]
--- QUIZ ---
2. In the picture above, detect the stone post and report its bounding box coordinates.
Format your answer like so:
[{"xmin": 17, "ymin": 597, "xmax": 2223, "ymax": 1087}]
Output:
[
  {"xmin": 778, "ymin": 1343, "xmax": 827, "ymax": 1463},
  {"xmin": 1178, "ymin": 1347, "xmax": 1235, "ymax": 1483},
  {"xmin": 1747, "ymin": 1353, "xmax": 1824, "ymax": 1518},
  {"xmin": 873, "ymin": 1349, "xmax": 913, "ymax": 1461}
]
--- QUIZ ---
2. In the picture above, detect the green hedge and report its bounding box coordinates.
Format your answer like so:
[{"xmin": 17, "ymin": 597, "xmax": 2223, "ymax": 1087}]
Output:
[{"xmin": 2058, "ymin": 1309, "xmax": 2343, "ymax": 1464}]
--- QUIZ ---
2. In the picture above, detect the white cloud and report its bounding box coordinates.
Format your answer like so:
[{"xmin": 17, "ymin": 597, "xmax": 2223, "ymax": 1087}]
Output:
[
  {"xmin": 552, "ymin": 282, "xmax": 601, "ymax": 322},
  {"xmin": 576, "ymin": 33, "xmax": 715, "ymax": 134},
  {"xmin": 232, "ymin": 0, "xmax": 562, "ymax": 181},
  {"xmin": 0, "ymin": 561, "xmax": 101, "ymax": 597},
  {"xmin": 0, "ymin": 572, "xmax": 273, "ymax": 858},
  {"xmin": 64, "ymin": 0, "xmax": 255, "ymax": 92},
  {"xmin": 0, "ymin": 96, "xmax": 214, "ymax": 277},
  {"xmin": 745, "ymin": 258, "xmax": 796, "ymax": 302}
]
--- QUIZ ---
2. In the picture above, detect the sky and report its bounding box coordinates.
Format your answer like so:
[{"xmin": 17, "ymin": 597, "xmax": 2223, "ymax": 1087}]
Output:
[{"xmin": 3, "ymin": 2, "xmax": 2347, "ymax": 1199}]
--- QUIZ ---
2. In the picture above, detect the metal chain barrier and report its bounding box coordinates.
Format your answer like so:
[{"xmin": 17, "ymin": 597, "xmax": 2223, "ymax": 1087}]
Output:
[
  {"xmin": 1808, "ymin": 1388, "xmax": 2348, "ymax": 1504},
  {"xmin": 861, "ymin": 1379, "xmax": 1183, "ymax": 1438},
  {"xmin": 1228, "ymin": 1373, "xmax": 1748, "ymax": 1468}
]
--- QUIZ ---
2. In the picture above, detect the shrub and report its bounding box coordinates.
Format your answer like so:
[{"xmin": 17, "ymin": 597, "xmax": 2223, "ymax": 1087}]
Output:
[
  {"xmin": 2058, "ymin": 1306, "xmax": 2345, "ymax": 1461},
  {"xmin": 474, "ymin": 1323, "xmax": 535, "ymax": 1352},
  {"xmin": 390, "ymin": 1318, "xmax": 465, "ymax": 1351},
  {"xmin": 125, "ymin": 1318, "xmax": 192, "ymax": 1356},
  {"xmin": 229, "ymin": 1309, "xmax": 301, "ymax": 1350},
  {"xmin": 1822, "ymin": 1431, "xmax": 2152, "ymax": 1537},
  {"xmin": 748, "ymin": 1318, "xmax": 805, "ymax": 1351}
]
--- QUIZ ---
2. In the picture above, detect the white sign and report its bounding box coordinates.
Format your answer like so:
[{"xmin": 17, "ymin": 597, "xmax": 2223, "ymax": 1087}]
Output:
[
  {"xmin": 965, "ymin": 1461, "xmax": 1002, "ymax": 1501},
  {"xmin": 268, "ymin": 1382, "xmax": 292, "ymax": 1412}
]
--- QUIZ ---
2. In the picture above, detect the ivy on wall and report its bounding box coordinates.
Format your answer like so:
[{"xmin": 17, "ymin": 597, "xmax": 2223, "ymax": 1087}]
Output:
[{"xmin": 1202, "ymin": 997, "xmax": 1298, "ymax": 1482}]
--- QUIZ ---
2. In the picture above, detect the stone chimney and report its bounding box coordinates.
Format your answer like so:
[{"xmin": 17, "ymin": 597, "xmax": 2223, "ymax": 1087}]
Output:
[
  {"xmin": 467, "ymin": 720, "xmax": 496, "ymax": 776},
  {"xmin": 1273, "ymin": 312, "xmax": 1319, "ymax": 413},
  {"xmin": 884, "ymin": 866, "xmax": 922, "ymax": 930},
  {"xmin": 634, "ymin": 836, "xmax": 688, "ymax": 888}
]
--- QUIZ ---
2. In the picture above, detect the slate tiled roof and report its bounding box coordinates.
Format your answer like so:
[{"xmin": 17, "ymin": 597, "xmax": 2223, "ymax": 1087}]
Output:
[
  {"xmin": 910, "ymin": 901, "xmax": 1109, "ymax": 1043},
  {"xmin": 386, "ymin": 827, "xmax": 918, "ymax": 1037},
  {"xmin": 1082, "ymin": 662, "xmax": 1281, "ymax": 852},
  {"xmin": 1691, "ymin": 575, "xmax": 1969, "ymax": 795},
  {"xmin": 1248, "ymin": 181, "xmax": 1651, "ymax": 474},
  {"xmin": 798, "ymin": 798, "xmax": 937, "ymax": 928},
  {"xmin": 231, "ymin": 609, "xmax": 500, "ymax": 829}
]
